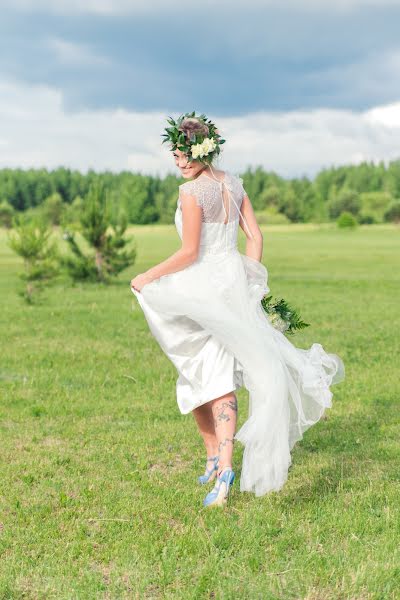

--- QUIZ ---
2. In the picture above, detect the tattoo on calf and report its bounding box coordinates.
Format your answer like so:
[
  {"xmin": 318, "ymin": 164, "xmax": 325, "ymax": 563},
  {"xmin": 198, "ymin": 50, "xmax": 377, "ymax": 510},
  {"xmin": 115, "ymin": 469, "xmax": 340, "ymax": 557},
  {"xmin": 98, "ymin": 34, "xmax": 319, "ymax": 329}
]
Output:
[
  {"xmin": 213, "ymin": 397, "xmax": 238, "ymax": 429},
  {"xmin": 218, "ymin": 437, "xmax": 235, "ymax": 453}
]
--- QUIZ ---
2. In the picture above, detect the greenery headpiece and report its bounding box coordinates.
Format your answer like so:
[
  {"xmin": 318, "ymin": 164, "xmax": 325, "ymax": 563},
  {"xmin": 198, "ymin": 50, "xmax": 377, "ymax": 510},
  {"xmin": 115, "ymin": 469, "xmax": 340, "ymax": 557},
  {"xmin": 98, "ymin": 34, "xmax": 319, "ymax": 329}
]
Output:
[{"xmin": 161, "ymin": 111, "xmax": 225, "ymax": 164}]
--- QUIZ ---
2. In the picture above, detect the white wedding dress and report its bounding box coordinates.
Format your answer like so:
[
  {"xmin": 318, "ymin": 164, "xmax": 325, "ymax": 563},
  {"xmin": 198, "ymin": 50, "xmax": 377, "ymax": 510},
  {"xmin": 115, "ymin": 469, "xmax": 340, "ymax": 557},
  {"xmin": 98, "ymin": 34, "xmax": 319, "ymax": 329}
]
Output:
[{"xmin": 131, "ymin": 169, "xmax": 345, "ymax": 496}]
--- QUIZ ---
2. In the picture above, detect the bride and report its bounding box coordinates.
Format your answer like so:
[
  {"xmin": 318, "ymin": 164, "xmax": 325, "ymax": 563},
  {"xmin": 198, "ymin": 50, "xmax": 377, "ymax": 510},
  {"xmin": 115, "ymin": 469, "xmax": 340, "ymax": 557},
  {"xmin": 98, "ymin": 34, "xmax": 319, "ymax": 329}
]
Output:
[{"xmin": 130, "ymin": 112, "xmax": 345, "ymax": 508}]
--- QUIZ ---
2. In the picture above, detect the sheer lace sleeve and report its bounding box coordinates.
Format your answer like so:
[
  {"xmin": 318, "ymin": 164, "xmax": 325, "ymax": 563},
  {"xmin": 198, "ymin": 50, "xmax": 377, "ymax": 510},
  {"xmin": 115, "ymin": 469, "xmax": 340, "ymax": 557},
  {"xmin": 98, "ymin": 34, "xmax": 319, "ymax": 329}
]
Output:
[
  {"xmin": 237, "ymin": 176, "xmax": 248, "ymax": 201},
  {"xmin": 178, "ymin": 181, "xmax": 204, "ymax": 211}
]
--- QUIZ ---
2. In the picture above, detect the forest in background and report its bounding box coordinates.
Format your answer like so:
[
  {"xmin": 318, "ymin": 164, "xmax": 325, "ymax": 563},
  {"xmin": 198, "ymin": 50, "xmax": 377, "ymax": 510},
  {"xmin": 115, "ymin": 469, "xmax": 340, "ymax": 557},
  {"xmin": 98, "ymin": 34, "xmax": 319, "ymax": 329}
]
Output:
[{"xmin": 1, "ymin": 159, "xmax": 400, "ymax": 228}]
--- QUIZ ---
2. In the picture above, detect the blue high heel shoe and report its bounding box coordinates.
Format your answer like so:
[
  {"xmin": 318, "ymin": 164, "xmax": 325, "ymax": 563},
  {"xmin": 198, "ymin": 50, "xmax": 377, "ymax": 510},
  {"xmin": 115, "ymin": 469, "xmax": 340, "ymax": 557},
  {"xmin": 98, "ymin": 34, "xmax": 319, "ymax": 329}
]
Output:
[
  {"xmin": 198, "ymin": 455, "xmax": 219, "ymax": 484},
  {"xmin": 203, "ymin": 466, "xmax": 235, "ymax": 507}
]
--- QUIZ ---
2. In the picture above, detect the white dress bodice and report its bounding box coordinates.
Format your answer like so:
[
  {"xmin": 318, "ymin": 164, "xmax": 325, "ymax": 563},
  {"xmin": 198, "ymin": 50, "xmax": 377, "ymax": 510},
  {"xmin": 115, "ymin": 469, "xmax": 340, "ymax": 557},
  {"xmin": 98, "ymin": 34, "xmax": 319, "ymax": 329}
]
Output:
[{"xmin": 174, "ymin": 171, "xmax": 250, "ymax": 258}]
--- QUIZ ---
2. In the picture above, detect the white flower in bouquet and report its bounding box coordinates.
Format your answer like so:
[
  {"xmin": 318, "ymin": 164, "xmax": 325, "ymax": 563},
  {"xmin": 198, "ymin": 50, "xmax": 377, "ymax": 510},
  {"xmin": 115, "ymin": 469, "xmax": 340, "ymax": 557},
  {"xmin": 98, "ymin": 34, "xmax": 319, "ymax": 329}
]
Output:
[
  {"xmin": 261, "ymin": 294, "xmax": 310, "ymax": 336},
  {"xmin": 268, "ymin": 312, "xmax": 290, "ymax": 333}
]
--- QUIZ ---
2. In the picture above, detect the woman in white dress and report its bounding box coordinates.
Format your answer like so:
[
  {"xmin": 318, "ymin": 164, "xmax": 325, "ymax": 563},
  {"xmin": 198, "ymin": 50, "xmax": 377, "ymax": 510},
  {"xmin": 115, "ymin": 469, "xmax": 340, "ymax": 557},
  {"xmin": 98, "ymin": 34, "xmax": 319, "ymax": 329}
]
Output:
[{"xmin": 130, "ymin": 113, "xmax": 344, "ymax": 508}]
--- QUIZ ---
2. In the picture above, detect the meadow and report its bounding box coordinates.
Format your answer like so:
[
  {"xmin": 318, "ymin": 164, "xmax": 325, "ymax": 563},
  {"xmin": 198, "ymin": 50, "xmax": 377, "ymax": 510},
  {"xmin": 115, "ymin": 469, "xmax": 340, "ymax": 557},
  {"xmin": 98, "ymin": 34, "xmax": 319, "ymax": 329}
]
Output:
[{"xmin": 0, "ymin": 224, "xmax": 399, "ymax": 599}]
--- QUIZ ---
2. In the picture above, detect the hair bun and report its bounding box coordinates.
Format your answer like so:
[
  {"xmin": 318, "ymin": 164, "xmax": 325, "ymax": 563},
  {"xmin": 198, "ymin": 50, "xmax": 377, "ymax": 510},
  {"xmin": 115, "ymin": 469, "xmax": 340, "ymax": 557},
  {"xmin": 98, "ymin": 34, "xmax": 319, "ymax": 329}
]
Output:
[{"xmin": 178, "ymin": 117, "xmax": 209, "ymax": 142}]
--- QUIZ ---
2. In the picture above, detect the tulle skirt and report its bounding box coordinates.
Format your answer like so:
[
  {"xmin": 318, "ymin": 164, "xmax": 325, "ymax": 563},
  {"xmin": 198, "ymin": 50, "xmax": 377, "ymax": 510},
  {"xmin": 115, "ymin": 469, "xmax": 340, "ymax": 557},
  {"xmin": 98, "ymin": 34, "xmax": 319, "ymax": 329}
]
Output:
[{"xmin": 131, "ymin": 249, "xmax": 345, "ymax": 496}]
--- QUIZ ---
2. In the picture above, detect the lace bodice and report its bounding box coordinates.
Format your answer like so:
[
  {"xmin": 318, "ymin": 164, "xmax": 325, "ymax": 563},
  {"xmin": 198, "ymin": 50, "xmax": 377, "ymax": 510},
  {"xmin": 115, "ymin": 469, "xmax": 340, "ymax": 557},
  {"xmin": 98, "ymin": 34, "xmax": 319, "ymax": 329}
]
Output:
[
  {"xmin": 174, "ymin": 170, "xmax": 253, "ymax": 259},
  {"xmin": 177, "ymin": 171, "xmax": 246, "ymax": 223}
]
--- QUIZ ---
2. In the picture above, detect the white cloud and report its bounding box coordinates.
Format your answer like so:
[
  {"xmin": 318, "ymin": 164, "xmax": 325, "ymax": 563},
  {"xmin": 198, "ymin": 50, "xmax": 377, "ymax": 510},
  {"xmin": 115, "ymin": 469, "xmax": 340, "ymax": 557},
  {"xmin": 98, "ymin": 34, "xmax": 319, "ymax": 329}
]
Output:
[
  {"xmin": 7, "ymin": 0, "xmax": 400, "ymax": 15},
  {"xmin": 46, "ymin": 38, "xmax": 111, "ymax": 67},
  {"xmin": 7, "ymin": 0, "xmax": 130, "ymax": 14},
  {"xmin": 223, "ymin": 107, "xmax": 400, "ymax": 177},
  {"xmin": 0, "ymin": 80, "xmax": 399, "ymax": 179},
  {"xmin": 366, "ymin": 102, "xmax": 400, "ymax": 127}
]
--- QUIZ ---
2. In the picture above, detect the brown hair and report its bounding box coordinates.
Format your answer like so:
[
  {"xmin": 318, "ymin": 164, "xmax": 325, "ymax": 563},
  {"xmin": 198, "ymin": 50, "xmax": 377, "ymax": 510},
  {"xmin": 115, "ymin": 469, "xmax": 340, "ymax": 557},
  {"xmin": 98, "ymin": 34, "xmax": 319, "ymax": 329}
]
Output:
[{"xmin": 178, "ymin": 117, "xmax": 209, "ymax": 142}]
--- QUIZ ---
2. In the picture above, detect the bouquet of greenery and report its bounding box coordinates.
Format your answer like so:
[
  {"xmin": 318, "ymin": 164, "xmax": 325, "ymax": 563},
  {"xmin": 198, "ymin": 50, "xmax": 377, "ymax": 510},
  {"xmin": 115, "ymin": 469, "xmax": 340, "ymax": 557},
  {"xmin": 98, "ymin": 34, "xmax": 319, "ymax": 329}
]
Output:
[{"xmin": 261, "ymin": 294, "xmax": 310, "ymax": 335}]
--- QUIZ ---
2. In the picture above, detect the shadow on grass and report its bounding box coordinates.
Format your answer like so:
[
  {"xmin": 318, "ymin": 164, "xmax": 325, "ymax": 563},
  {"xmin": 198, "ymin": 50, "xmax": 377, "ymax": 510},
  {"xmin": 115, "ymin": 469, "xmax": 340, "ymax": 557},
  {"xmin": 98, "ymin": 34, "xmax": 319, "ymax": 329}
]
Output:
[{"xmin": 235, "ymin": 394, "xmax": 397, "ymax": 504}]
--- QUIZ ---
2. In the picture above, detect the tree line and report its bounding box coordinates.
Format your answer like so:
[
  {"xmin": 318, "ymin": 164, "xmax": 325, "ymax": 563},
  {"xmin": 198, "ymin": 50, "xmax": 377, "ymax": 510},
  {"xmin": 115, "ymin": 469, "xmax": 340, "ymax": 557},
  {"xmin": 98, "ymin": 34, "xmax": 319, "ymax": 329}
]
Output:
[{"xmin": 1, "ymin": 159, "xmax": 400, "ymax": 228}]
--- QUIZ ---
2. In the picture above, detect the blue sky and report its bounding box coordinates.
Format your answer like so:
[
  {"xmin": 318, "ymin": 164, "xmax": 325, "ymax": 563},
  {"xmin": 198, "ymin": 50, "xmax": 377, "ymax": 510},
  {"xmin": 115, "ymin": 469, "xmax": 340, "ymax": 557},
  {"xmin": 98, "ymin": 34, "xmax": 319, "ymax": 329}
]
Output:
[{"xmin": 1, "ymin": 0, "xmax": 400, "ymax": 178}]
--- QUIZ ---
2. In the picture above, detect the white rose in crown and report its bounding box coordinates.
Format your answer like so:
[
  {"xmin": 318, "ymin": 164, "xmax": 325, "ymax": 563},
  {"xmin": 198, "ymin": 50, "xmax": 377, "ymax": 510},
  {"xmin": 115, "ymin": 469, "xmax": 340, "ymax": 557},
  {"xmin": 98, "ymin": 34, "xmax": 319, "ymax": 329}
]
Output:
[
  {"xmin": 190, "ymin": 144, "xmax": 202, "ymax": 159},
  {"xmin": 191, "ymin": 137, "xmax": 217, "ymax": 159},
  {"xmin": 202, "ymin": 137, "xmax": 216, "ymax": 154}
]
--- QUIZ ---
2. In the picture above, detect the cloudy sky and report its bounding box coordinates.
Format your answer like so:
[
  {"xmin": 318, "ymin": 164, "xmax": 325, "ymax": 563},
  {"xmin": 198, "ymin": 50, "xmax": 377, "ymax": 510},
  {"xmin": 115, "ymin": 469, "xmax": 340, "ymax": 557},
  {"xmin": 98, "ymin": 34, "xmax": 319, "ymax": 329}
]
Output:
[{"xmin": 1, "ymin": 0, "xmax": 400, "ymax": 178}]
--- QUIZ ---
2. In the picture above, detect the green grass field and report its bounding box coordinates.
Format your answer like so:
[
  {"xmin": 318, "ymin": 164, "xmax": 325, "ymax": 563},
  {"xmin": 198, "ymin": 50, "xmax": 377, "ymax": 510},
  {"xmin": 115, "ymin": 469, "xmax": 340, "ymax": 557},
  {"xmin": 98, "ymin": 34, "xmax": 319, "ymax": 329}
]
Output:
[{"xmin": 0, "ymin": 224, "xmax": 399, "ymax": 599}]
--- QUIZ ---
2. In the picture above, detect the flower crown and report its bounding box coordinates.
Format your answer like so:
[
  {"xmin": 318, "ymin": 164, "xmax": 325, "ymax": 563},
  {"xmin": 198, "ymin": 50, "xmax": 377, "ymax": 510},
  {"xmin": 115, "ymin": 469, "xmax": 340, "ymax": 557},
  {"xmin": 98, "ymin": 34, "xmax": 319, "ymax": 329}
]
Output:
[{"xmin": 161, "ymin": 111, "xmax": 225, "ymax": 164}]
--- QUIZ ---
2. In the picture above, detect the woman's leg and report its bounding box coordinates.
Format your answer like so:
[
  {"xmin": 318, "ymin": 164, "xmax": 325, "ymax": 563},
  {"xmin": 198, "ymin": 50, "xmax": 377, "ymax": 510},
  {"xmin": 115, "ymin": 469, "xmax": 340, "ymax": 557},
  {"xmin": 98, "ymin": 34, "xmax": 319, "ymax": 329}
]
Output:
[
  {"xmin": 210, "ymin": 390, "xmax": 238, "ymax": 474},
  {"xmin": 192, "ymin": 401, "xmax": 219, "ymax": 458},
  {"xmin": 193, "ymin": 390, "xmax": 238, "ymax": 472}
]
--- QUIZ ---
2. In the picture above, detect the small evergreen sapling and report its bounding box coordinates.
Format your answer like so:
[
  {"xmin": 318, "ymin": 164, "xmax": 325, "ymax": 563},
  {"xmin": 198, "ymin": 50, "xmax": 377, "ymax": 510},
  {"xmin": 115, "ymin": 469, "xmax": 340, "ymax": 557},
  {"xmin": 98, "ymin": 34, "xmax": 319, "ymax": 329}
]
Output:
[
  {"xmin": 8, "ymin": 215, "xmax": 60, "ymax": 303},
  {"xmin": 62, "ymin": 181, "xmax": 136, "ymax": 282},
  {"xmin": 337, "ymin": 211, "xmax": 358, "ymax": 229}
]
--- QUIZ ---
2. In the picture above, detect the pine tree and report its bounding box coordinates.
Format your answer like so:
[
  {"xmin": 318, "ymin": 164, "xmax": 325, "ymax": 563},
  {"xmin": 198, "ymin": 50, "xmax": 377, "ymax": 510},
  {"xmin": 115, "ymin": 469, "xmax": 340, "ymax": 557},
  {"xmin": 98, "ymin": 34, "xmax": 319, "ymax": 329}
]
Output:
[
  {"xmin": 62, "ymin": 181, "xmax": 136, "ymax": 282},
  {"xmin": 8, "ymin": 215, "xmax": 60, "ymax": 303}
]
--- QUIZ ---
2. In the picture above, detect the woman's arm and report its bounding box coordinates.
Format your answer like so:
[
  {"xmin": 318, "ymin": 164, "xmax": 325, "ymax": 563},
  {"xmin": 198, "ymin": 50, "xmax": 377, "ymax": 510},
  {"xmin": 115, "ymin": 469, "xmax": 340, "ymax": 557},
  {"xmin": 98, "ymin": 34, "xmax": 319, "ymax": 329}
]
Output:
[
  {"xmin": 239, "ymin": 194, "xmax": 264, "ymax": 261},
  {"xmin": 131, "ymin": 192, "xmax": 202, "ymax": 290}
]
